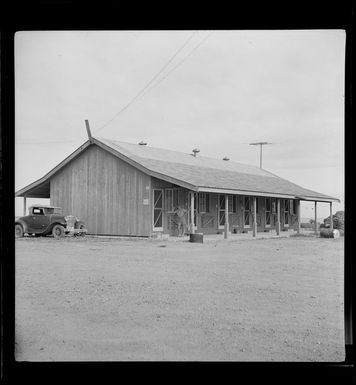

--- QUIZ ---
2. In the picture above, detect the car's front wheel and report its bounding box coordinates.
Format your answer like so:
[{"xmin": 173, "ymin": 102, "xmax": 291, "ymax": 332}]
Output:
[
  {"xmin": 52, "ymin": 224, "xmax": 65, "ymax": 239},
  {"xmin": 15, "ymin": 224, "xmax": 24, "ymax": 238}
]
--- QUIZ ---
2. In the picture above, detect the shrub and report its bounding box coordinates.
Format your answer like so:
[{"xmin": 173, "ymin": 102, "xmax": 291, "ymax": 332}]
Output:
[{"xmin": 323, "ymin": 211, "xmax": 344, "ymax": 230}]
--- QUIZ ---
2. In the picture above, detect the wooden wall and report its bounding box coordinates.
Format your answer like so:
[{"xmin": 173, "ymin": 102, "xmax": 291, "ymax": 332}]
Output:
[{"xmin": 50, "ymin": 145, "xmax": 152, "ymax": 236}]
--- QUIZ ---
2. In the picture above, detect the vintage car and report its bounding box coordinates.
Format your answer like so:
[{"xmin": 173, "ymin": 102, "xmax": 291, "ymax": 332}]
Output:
[{"xmin": 15, "ymin": 205, "xmax": 87, "ymax": 238}]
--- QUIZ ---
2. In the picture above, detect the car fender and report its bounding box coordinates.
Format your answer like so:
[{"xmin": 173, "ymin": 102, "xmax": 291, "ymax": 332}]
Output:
[
  {"xmin": 15, "ymin": 219, "xmax": 29, "ymax": 234},
  {"xmin": 46, "ymin": 221, "xmax": 67, "ymax": 234}
]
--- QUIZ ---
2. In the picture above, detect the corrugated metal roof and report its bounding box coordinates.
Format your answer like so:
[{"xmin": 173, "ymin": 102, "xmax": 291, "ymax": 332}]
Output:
[{"xmin": 96, "ymin": 137, "xmax": 338, "ymax": 201}]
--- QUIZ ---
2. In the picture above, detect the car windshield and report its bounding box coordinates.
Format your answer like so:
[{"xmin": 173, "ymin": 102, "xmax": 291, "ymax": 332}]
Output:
[{"xmin": 44, "ymin": 207, "xmax": 62, "ymax": 215}]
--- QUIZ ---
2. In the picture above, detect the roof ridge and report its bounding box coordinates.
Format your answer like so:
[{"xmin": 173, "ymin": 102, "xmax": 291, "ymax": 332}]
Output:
[{"xmin": 95, "ymin": 136, "xmax": 265, "ymax": 170}]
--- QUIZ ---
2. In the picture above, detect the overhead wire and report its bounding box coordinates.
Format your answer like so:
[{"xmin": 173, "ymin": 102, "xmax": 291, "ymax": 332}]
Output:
[
  {"xmin": 95, "ymin": 31, "xmax": 198, "ymax": 133},
  {"xmin": 138, "ymin": 31, "xmax": 214, "ymax": 100},
  {"xmin": 96, "ymin": 31, "xmax": 214, "ymax": 133},
  {"xmin": 18, "ymin": 31, "xmax": 214, "ymax": 144}
]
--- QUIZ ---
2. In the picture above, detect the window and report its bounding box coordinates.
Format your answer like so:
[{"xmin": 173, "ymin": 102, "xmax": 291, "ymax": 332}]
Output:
[
  {"xmin": 32, "ymin": 208, "xmax": 44, "ymax": 215},
  {"xmin": 198, "ymin": 192, "xmax": 210, "ymax": 213},
  {"xmin": 271, "ymin": 199, "xmax": 276, "ymax": 214}
]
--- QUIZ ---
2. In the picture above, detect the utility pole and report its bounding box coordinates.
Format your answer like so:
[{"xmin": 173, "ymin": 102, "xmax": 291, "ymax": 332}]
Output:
[{"xmin": 249, "ymin": 142, "xmax": 272, "ymax": 168}]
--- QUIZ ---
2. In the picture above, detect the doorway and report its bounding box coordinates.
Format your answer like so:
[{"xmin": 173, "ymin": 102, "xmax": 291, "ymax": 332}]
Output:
[
  {"xmin": 153, "ymin": 189, "xmax": 163, "ymax": 231},
  {"xmin": 218, "ymin": 194, "xmax": 226, "ymax": 229}
]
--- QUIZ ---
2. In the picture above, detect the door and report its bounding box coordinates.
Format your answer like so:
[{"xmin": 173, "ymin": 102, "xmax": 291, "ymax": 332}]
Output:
[
  {"xmin": 243, "ymin": 196, "xmax": 251, "ymax": 228},
  {"xmin": 284, "ymin": 199, "xmax": 289, "ymax": 227},
  {"xmin": 218, "ymin": 194, "xmax": 225, "ymax": 229},
  {"xmin": 265, "ymin": 198, "xmax": 271, "ymax": 228},
  {"xmin": 153, "ymin": 189, "xmax": 163, "ymax": 231},
  {"xmin": 166, "ymin": 188, "xmax": 182, "ymax": 236},
  {"xmin": 27, "ymin": 207, "xmax": 50, "ymax": 232}
]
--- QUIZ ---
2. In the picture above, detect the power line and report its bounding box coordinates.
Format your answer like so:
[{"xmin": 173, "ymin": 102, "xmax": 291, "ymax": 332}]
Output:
[
  {"xmin": 138, "ymin": 31, "xmax": 214, "ymax": 100},
  {"xmin": 96, "ymin": 31, "xmax": 198, "ymax": 133}
]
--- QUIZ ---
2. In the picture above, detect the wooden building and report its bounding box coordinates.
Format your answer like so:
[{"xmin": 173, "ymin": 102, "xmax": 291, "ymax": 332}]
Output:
[{"xmin": 15, "ymin": 136, "xmax": 339, "ymax": 237}]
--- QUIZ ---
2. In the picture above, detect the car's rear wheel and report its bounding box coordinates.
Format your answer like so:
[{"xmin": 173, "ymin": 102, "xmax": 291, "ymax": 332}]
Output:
[
  {"xmin": 15, "ymin": 224, "xmax": 24, "ymax": 238},
  {"xmin": 52, "ymin": 224, "xmax": 65, "ymax": 239}
]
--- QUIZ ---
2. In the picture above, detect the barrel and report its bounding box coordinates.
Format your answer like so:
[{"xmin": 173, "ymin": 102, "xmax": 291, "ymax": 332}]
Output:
[
  {"xmin": 189, "ymin": 233, "xmax": 204, "ymax": 243},
  {"xmin": 320, "ymin": 229, "xmax": 340, "ymax": 238}
]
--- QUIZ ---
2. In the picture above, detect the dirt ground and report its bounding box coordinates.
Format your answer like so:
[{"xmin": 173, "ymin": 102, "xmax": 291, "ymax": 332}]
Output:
[{"xmin": 15, "ymin": 234, "xmax": 344, "ymax": 361}]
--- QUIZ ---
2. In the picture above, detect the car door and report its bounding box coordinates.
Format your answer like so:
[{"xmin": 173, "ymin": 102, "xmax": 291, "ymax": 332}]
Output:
[{"xmin": 27, "ymin": 208, "xmax": 50, "ymax": 232}]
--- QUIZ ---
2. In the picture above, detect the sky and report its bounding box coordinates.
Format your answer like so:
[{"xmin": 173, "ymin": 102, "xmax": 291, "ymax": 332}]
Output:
[{"xmin": 15, "ymin": 30, "xmax": 345, "ymax": 219}]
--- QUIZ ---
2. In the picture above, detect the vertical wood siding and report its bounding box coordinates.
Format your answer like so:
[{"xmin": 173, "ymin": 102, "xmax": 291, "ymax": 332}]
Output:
[{"xmin": 50, "ymin": 145, "xmax": 151, "ymax": 236}]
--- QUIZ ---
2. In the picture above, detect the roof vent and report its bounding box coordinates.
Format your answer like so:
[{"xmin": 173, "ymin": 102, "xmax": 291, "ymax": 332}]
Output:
[
  {"xmin": 192, "ymin": 148, "xmax": 200, "ymax": 157},
  {"xmin": 138, "ymin": 141, "xmax": 147, "ymax": 146},
  {"xmin": 223, "ymin": 156, "xmax": 230, "ymax": 161}
]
